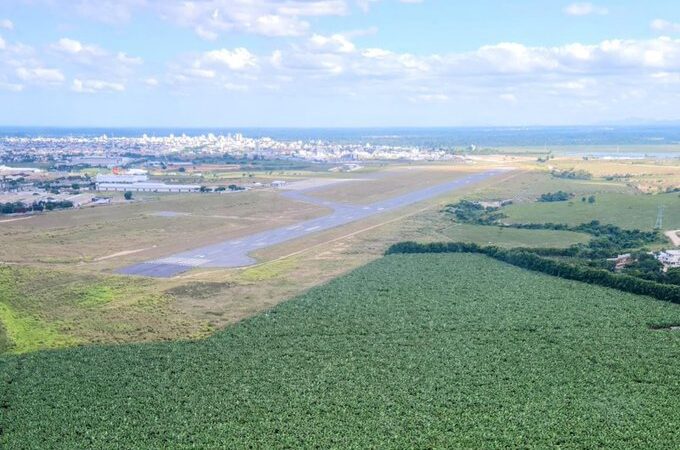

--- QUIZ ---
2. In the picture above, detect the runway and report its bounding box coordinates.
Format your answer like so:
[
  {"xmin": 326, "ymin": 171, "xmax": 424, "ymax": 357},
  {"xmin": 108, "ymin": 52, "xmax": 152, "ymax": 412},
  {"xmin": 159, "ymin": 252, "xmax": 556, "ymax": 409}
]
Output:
[{"xmin": 118, "ymin": 169, "xmax": 505, "ymax": 277}]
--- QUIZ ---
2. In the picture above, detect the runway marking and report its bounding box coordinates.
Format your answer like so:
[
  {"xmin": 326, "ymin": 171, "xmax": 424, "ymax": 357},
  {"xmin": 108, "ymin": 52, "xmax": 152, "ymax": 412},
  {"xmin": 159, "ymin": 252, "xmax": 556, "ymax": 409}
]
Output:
[
  {"xmin": 0, "ymin": 215, "xmax": 34, "ymax": 224},
  {"xmin": 153, "ymin": 257, "xmax": 209, "ymax": 267},
  {"xmin": 94, "ymin": 247, "xmax": 150, "ymax": 262}
]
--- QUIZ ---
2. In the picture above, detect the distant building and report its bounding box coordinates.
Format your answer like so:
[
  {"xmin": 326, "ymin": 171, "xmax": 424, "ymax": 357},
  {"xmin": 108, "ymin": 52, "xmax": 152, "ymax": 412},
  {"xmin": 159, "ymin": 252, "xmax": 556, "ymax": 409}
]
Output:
[
  {"xmin": 95, "ymin": 174, "xmax": 148, "ymax": 184},
  {"xmin": 97, "ymin": 182, "xmax": 200, "ymax": 193},
  {"xmin": 657, "ymin": 250, "xmax": 680, "ymax": 269},
  {"xmin": 271, "ymin": 180, "xmax": 287, "ymax": 188},
  {"xmin": 607, "ymin": 254, "xmax": 633, "ymax": 271},
  {"xmin": 69, "ymin": 157, "xmax": 131, "ymax": 168}
]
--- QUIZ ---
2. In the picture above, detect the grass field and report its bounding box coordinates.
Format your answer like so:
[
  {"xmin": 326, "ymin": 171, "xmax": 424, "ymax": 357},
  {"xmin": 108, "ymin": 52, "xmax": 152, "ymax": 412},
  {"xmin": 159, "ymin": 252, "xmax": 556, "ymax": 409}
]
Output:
[
  {"xmin": 0, "ymin": 265, "xmax": 207, "ymax": 354},
  {"xmin": 2, "ymin": 253, "xmax": 679, "ymax": 448},
  {"xmin": 544, "ymin": 157, "xmax": 680, "ymax": 192},
  {"xmin": 504, "ymin": 192, "xmax": 680, "ymax": 231},
  {"xmin": 0, "ymin": 190, "xmax": 328, "ymax": 269},
  {"xmin": 307, "ymin": 164, "xmax": 476, "ymax": 205}
]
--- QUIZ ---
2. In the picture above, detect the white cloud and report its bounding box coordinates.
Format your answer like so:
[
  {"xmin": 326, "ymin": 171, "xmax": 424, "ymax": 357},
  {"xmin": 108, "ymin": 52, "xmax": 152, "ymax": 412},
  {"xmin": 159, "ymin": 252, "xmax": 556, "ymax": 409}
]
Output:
[
  {"xmin": 49, "ymin": 37, "xmax": 142, "ymax": 83},
  {"xmin": 16, "ymin": 67, "xmax": 65, "ymax": 84},
  {"xmin": 144, "ymin": 77, "xmax": 159, "ymax": 86},
  {"xmin": 651, "ymin": 19, "xmax": 680, "ymax": 34},
  {"xmin": 564, "ymin": 3, "xmax": 609, "ymax": 16},
  {"xmin": 199, "ymin": 48, "xmax": 258, "ymax": 71},
  {"xmin": 410, "ymin": 93, "xmax": 448, "ymax": 103},
  {"xmin": 309, "ymin": 33, "xmax": 356, "ymax": 53},
  {"xmin": 0, "ymin": 81, "xmax": 23, "ymax": 92},
  {"xmin": 72, "ymin": 78, "xmax": 125, "ymax": 93},
  {"xmin": 499, "ymin": 93, "xmax": 517, "ymax": 102},
  {"xmin": 0, "ymin": 36, "xmax": 5, "ymax": 50},
  {"xmin": 223, "ymin": 82, "xmax": 248, "ymax": 92},
  {"xmin": 0, "ymin": 19, "xmax": 13, "ymax": 31},
  {"xmin": 51, "ymin": 37, "xmax": 104, "ymax": 58},
  {"xmin": 156, "ymin": 0, "xmax": 347, "ymax": 39}
]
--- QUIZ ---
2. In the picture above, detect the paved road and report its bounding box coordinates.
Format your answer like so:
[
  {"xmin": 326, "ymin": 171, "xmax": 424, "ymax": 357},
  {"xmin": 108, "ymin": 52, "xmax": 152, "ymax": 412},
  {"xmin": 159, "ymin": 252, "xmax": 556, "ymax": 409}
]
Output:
[{"xmin": 118, "ymin": 169, "xmax": 506, "ymax": 277}]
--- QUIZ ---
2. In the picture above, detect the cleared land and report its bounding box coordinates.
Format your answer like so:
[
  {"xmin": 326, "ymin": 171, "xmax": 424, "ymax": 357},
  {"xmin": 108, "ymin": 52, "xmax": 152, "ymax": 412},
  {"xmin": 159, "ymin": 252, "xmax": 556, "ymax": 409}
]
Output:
[
  {"xmin": 0, "ymin": 190, "xmax": 329, "ymax": 269},
  {"xmin": 307, "ymin": 164, "xmax": 488, "ymax": 205},
  {"xmin": 2, "ymin": 253, "xmax": 680, "ymax": 448}
]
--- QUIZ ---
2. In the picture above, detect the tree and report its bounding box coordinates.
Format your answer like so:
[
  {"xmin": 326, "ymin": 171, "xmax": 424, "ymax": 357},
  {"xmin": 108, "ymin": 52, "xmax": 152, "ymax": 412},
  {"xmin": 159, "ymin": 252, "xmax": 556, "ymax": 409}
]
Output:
[
  {"xmin": 124, "ymin": 191, "xmax": 133, "ymax": 200},
  {"xmin": 538, "ymin": 191, "xmax": 572, "ymax": 202},
  {"xmin": 178, "ymin": 167, "xmax": 186, "ymax": 173},
  {"xmin": 71, "ymin": 183, "xmax": 80, "ymax": 190},
  {"xmin": 588, "ymin": 195, "xmax": 596, "ymax": 204}
]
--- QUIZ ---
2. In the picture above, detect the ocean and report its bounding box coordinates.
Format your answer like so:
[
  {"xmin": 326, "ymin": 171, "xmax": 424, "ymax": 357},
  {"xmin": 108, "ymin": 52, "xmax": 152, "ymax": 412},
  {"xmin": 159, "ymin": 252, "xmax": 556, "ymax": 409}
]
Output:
[{"xmin": 1, "ymin": 126, "xmax": 680, "ymax": 150}]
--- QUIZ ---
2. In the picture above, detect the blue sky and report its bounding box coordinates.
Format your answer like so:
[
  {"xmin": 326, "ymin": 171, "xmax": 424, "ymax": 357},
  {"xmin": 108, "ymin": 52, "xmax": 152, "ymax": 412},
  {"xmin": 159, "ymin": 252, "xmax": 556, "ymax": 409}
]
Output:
[{"xmin": 1, "ymin": 0, "xmax": 679, "ymax": 127}]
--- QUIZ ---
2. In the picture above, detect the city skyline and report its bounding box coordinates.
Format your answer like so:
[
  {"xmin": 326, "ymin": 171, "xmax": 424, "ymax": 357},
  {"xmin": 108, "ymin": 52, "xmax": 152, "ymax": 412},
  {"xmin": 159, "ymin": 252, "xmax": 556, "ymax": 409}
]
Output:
[{"xmin": 1, "ymin": 0, "xmax": 680, "ymax": 127}]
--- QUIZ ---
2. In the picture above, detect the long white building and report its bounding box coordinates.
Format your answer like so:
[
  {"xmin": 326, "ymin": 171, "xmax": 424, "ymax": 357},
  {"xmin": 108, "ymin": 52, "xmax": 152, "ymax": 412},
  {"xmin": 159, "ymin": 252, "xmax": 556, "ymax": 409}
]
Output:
[
  {"xmin": 95, "ymin": 174, "xmax": 199, "ymax": 193},
  {"xmin": 97, "ymin": 182, "xmax": 200, "ymax": 193}
]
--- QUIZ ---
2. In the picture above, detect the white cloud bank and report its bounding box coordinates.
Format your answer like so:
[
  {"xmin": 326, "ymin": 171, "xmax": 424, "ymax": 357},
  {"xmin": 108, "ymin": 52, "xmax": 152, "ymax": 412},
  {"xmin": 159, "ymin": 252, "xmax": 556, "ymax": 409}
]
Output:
[
  {"xmin": 564, "ymin": 3, "xmax": 609, "ymax": 17},
  {"xmin": 72, "ymin": 78, "xmax": 125, "ymax": 93}
]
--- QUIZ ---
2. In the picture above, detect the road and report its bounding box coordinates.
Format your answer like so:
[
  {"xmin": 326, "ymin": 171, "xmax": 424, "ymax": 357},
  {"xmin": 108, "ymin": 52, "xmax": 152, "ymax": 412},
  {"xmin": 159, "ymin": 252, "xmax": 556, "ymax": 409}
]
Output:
[{"xmin": 118, "ymin": 169, "xmax": 505, "ymax": 277}]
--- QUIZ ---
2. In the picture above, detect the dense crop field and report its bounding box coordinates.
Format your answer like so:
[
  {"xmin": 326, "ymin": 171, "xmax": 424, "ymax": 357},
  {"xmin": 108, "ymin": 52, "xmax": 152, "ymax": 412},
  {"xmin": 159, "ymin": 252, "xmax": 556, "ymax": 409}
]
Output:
[{"xmin": 2, "ymin": 253, "xmax": 680, "ymax": 448}]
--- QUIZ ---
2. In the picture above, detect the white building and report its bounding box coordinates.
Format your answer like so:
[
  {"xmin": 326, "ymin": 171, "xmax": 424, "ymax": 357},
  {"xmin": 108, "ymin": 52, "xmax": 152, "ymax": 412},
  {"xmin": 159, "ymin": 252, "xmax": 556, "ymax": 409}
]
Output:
[
  {"xmin": 95, "ymin": 174, "xmax": 148, "ymax": 184},
  {"xmin": 271, "ymin": 180, "xmax": 287, "ymax": 188},
  {"xmin": 657, "ymin": 250, "xmax": 680, "ymax": 269},
  {"xmin": 97, "ymin": 182, "xmax": 200, "ymax": 193}
]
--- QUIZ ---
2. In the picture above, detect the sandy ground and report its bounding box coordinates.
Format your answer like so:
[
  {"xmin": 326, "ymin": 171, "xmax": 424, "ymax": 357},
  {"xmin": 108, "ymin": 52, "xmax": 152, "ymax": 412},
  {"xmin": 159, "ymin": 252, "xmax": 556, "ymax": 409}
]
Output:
[{"xmin": 665, "ymin": 230, "xmax": 680, "ymax": 247}]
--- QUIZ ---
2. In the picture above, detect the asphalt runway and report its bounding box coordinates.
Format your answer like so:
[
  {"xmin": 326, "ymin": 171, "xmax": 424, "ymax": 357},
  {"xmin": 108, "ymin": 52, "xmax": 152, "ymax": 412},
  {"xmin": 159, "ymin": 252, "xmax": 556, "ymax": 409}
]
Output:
[{"xmin": 118, "ymin": 169, "xmax": 506, "ymax": 277}]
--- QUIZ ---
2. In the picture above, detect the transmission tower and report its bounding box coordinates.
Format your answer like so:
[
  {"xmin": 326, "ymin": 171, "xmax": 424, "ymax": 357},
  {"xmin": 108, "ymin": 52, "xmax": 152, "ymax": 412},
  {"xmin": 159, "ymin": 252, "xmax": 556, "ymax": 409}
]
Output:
[{"xmin": 655, "ymin": 205, "xmax": 664, "ymax": 230}]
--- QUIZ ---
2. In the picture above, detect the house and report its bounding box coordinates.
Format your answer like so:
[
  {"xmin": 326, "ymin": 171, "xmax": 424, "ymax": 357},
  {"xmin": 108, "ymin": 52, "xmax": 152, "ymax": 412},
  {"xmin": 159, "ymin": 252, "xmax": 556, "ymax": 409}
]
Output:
[
  {"xmin": 271, "ymin": 180, "xmax": 287, "ymax": 188},
  {"xmin": 606, "ymin": 253, "xmax": 633, "ymax": 271}
]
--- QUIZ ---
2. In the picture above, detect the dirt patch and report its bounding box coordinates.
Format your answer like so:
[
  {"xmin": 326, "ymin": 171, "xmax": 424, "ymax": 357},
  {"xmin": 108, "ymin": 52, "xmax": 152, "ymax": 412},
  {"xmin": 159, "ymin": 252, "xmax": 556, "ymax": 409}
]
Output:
[
  {"xmin": 94, "ymin": 248, "xmax": 152, "ymax": 261},
  {"xmin": 664, "ymin": 230, "xmax": 680, "ymax": 247},
  {"xmin": 165, "ymin": 281, "xmax": 233, "ymax": 299}
]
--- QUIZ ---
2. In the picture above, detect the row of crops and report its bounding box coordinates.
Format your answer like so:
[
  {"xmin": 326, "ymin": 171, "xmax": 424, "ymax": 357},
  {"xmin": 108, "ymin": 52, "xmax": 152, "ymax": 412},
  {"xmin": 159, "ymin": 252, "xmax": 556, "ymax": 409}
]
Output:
[{"xmin": 2, "ymin": 253, "xmax": 680, "ymax": 448}]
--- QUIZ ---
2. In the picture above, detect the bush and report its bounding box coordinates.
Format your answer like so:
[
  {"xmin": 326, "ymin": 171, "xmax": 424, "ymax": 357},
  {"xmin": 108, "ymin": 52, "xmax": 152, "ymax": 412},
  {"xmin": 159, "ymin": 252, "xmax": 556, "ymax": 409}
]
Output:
[
  {"xmin": 538, "ymin": 191, "xmax": 572, "ymax": 202},
  {"xmin": 124, "ymin": 191, "xmax": 133, "ymax": 200}
]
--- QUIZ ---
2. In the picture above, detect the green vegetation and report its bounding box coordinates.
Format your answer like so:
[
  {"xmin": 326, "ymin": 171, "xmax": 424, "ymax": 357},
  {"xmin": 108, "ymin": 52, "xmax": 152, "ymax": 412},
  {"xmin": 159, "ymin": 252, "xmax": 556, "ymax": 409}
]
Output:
[
  {"xmin": 2, "ymin": 253, "xmax": 680, "ymax": 448},
  {"xmin": 538, "ymin": 190, "xmax": 572, "ymax": 202},
  {"xmin": 124, "ymin": 191, "xmax": 133, "ymax": 200},
  {"xmin": 0, "ymin": 200, "xmax": 73, "ymax": 215},
  {"xmin": 443, "ymin": 197, "xmax": 672, "ymax": 293},
  {"xmin": 443, "ymin": 200, "xmax": 505, "ymax": 225},
  {"xmin": 388, "ymin": 242, "xmax": 680, "ymax": 302},
  {"xmin": 504, "ymin": 192, "xmax": 680, "ymax": 231},
  {"xmin": 0, "ymin": 303, "xmax": 78, "ymax": 354},
  {"xmin": 550, "ymin": 168, "xmax": 592, "ymax": 180},
  {"xmin": 443, "ymin": 223, "xmax": 590, "ymax": 248},
  {"xmin": 0, "ymin": 265, "xmax": 206, "ymax": 353}
]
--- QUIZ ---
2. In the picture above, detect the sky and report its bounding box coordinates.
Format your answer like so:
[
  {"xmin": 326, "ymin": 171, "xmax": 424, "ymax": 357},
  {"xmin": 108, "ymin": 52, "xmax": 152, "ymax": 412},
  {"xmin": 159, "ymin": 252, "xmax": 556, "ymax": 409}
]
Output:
[{"xmin": 0, "ymin": 0, "xmax": 680, "ymax": 127}]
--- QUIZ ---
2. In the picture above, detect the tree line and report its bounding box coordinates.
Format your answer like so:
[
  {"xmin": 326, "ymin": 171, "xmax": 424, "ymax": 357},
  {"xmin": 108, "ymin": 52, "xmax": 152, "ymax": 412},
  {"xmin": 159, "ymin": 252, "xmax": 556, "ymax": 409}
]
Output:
[{"xmin": 0, "ymin": 200, "xmax": 74, "ymax": 215}]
